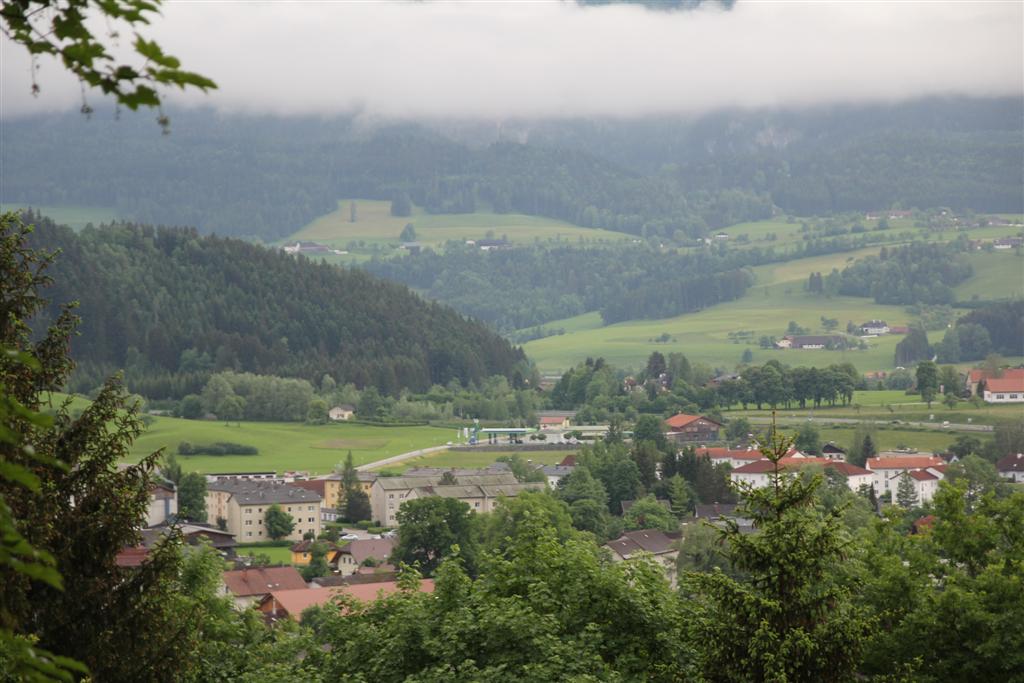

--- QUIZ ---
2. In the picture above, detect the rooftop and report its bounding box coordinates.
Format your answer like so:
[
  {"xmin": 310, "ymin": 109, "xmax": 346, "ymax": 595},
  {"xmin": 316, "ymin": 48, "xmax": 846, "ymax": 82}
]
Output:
[
  {"xmin": 665, "ymin": 413, "xmax": 720, "ymax": 429},
  {"xmin": 606, "ymin": 529, "xmax": 677, "ymax": 559},
  {"xmin": 222, "ymin": 566, "xmax": 307, "ymax": 597},
  {"xmin": 207, "ymin": 479, "xmax": 322, "ymax": 505},
  {"xmin": 996, "ymin": 452, "xmax": 1024, "ymax": 473},
  {"xmin": 261, "ymin": 580, "xmax": 436, "ymax": 620},
  {"xmin": 866, "ymin": 456, "xmax": 945, "ymax": 470}
]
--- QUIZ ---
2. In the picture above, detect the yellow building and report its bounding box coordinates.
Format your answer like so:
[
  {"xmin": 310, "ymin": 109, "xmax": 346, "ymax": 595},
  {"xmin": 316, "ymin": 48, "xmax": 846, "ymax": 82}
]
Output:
[{"xmin": 205, "ymin": 480, "xmax": 322, "ymax": 543}]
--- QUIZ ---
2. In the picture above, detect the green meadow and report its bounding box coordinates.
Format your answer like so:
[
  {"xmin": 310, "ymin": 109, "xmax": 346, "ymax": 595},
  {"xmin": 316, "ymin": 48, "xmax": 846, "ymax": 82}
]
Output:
[
  {"xmin": 1, "ymin": 203, "xmax": 119, "ymax": 230},
  {"xmin": 815, "ymin": 426, "xmax": 986, "ymax": 454},
  {"xmin": 126, "ymin": 416, "xmax": 453, "ymax": 474},
  {"xmin": 374, "ymin": 448, "xmax": 572, "ymax": 473},
  {"xmin": 522, "ymin": 240, "xmax": 1024, "ymax": 374},
  {"xmin": 233, "ymin": 545, "xmax": 294, "ymax": 564},
  {"xmin": 284, "ymin": 199, "xmax": 633, "ymax": 252}
]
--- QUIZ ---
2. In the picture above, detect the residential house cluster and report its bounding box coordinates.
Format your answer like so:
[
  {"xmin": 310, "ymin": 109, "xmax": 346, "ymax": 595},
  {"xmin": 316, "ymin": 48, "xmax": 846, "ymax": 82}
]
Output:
[
  {"xmin": 729, "ymin": 455, "xmax": 874, "ymax": 492},
  {"xmin": 774, "ymin": 334, "xmax": 848, "ymax": 350}
]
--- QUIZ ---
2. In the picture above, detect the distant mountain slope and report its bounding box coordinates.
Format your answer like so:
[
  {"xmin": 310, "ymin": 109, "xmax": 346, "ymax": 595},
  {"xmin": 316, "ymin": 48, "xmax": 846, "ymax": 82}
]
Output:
[
  {"xmin": 23, "ymin": 213, "xmax": 525, "ymax": 398},
  {"xmin": 2, "ymin": 98, "xmax": 1019, "ymax": 242}
]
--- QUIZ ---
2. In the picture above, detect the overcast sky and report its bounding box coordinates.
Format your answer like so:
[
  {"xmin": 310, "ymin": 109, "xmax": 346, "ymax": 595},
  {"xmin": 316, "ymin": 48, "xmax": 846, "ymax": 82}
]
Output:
[{"xmin": 2, "ymin": 1, "xmax": 1021, "ymax": 120}]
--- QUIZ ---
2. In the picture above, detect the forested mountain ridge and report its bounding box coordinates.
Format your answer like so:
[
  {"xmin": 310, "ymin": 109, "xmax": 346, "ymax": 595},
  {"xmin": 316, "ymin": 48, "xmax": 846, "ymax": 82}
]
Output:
[
  {"xmin": 3, "ymin": 97, "xmax": 1019, "ymax": 242},
  {"xmin": 21, "ymin": 212, "xmax": 525, "ymax": 398}
]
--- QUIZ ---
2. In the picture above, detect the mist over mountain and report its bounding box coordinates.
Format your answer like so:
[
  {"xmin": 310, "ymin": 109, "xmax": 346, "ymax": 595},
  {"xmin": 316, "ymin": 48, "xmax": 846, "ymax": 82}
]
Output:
[{"xmin": 3, "ymin": 98, "xmax": 1020, "ymax": 241}]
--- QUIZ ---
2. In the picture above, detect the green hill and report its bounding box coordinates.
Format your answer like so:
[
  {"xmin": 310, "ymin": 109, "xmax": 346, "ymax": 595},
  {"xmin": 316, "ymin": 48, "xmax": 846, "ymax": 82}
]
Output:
[{"xmin": 21, "ymin": 212, "xmax": 526, "ymax": 399}]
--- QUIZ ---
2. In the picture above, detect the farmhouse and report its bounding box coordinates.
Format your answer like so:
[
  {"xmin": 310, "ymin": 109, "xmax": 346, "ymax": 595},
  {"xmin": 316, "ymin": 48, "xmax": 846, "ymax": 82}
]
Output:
[
  {"xmin": 996, "ymin": 453, "xmax": 1024, "ymax": 483},
  {"xmin": 328, "ymin": 404, "xmax": 355, "ymax": 421},
  {"xmin": 860, "ymin": 320, "xmax": 890, "ymax": 335},
  {"xmin": 664, "ymin": 414, "xmax": 722, "ymax": 443},
  {"xmin": 982, "ymin": 376, "xmax": 1024, "ymax": 404},
  {"xmin": 779, "ymin": 335, "xmax": 847, "ymax": 350},
  {"xmin": 965, "ymin": 367, "xmax": 1024, "ymax": 396},
  {"xmin": 695, "ymin": 446, "xmax": 764, "ymax": 468},
  {"xmin": 206, "ymin": 479, "xmax": 322, "ymax": 542}
]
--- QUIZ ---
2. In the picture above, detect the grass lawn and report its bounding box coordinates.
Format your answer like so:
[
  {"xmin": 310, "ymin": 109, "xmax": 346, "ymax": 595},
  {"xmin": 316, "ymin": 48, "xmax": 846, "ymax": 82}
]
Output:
[
  {"xmin": 284, "ymin": 199, "xmax": 633, "ymax": 251},
  {"xmin": 234, "ymin": 545, "xmax": 294, "ymax": 565},
  {"xmin": 376, "ymin": 448, "xmax": 573, "ymax": 473},
  {"xmin": 126, "ymin": 416, "xmax": 453, "ymax": 474},
  {"xmin": 1, "ymin": 203, "xmax": 119, "ymax": 230}
]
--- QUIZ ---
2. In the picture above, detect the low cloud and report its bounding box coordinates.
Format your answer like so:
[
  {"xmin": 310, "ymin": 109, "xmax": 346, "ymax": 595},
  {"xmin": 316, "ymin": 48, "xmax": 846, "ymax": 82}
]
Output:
[{"xmin": 2, "ymin": 1, "xmax": 1021, "ymax": 120}]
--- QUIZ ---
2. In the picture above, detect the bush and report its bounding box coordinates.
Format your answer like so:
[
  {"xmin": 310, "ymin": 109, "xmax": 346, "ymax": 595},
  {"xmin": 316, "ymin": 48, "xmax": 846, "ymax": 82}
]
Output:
[
  {"xmin": 355, "ymin": 520, "xmax": 373, "ymax": 530},
  {"xmin": 367, "ymin": 526, "xmax": 385, "ymax": 535},
  {"xmin": 177, "ymin": 441, "xmax": 259, "ymax": 456}
]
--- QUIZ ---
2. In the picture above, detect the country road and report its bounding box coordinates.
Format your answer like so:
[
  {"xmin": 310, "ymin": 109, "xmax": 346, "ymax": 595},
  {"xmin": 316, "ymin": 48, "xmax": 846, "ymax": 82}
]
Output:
[
  {"xmin": 356, "ymin": 445, "xmax": 451, "ymax": 472},
  {"xmin": 747, "ymin": 415, "xmax": 994, "ymax": 432}
]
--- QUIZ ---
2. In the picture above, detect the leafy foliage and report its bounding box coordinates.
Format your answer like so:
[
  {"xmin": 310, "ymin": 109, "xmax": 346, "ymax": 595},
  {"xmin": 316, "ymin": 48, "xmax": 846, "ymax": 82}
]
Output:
[{"xmin": 264, "ymin": 504, "xmax": 295, "ymax": 541}]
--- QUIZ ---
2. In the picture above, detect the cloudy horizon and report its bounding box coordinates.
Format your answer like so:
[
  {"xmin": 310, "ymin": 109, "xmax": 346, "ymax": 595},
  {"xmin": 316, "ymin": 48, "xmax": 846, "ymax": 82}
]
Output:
[{"xmin": 2, "ymin": 0, "xmax": 1021, "ymax": 122}]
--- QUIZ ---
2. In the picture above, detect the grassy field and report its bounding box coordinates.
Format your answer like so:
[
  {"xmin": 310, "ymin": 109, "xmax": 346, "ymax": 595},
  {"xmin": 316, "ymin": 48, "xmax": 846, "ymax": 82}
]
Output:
[
  {"xmin": 284, "ymin": 199, "xmax": 633, "ymax": 254},
  {"xmin": 375, "ymin": 448, "xmax": 572, "ymax": 473},
  {"xmin": 1, "ymin": 203, "xmax": 119, "ymax": 230},
  {"xmin": 234, "ymin": 545, "xmax": 293, "ymax": 564},
  {"xmin": 126, "ymin": 417, "xmax": 453, "ymax": 474},
  {"xmin": 522, "ymin": 241, "xmax": 1024, "ymax": 374},
  {"xmin": 953, "ymin": 251, "xmax": 1024, "ymax": 301},
  {"xmin": 816, "ymin": 426, "xmax": 983, "ymax": 454}
]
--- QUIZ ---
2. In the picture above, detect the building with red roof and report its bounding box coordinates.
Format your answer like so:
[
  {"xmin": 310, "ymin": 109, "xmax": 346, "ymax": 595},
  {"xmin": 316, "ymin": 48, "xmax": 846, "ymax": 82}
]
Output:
[
  {"xmin": 866, "ymin": 455, "xmax": 946, "ymax": 503},
  {"xmin": 695, "ymin": 447, "xmax": 764, "ymax": 468},
  {"xmin": 664, "ymin": 414, "xmax": 721, "ymax": 443},
  {"xmin": 258, "ymin": 579, "xmax": 435, "ymax": 621},
  {"xmin": 730, "ymin": 457, "xmax": 873, "ymax": 491},
  {"xmin": 966, "ymin": 367, "xmax": 1024, "ymax": 398},
  {"xmin": 982, "ymin": 375, "xmax": 1024, "ymax": 404},
  {"xmin": 221, "ymin": 566, "xmax": 308, "ymax": 608}
]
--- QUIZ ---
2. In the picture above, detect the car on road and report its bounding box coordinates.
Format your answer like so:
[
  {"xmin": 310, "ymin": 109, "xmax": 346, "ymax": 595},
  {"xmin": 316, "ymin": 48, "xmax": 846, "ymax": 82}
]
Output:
[{"xmin": 341, "ymin": 533, "xmax": 360, "ymax": 540}]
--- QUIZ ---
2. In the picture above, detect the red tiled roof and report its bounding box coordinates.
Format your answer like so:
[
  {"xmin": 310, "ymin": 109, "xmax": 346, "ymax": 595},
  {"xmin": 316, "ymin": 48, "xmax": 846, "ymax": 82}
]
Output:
[
  {"xmin": 560, "ymin": 455, "xmax": 577, "ymax": 467},
  {"xmin": 665, "ymin": 413, "xmax": 721, "ymax": 429},
  {"xmin": 984, "ymin": 377, "xmax": 1024, "ymax": 393},
  {"xmin": 261, "ymin": 579, "xmax": 435, "ymax": 620},
  {"xmin": 997, "ymin": 453, "xmax": 1024, "ymax": 473},
  {"xmin": 828, "ymin": 462, "xmax": 873, "ymax": 477},
  {"xmin": 696, "ymin": 447, "xmax": 762, "ymax": 461},
  {"xmin": 539, "ymin": 416, "xmax": 565, "ymax": 424},
  {"xmin": 970, "ymin": 367, "xmax": 1024, "ymax": 384},
  {"xmin": 222, "ymin": 566, "xmax": 307, "ymax": 597},
  {"xmin": 115, "ymin": 546, "xmax": 149, "ymax": 567},
  {"xmin": 905, "ymin": 469, "xmax": 938, "ymax": 481},
  {"xmin": 867, "ymin": 456, "xmax": 944, "ymax": 470}
]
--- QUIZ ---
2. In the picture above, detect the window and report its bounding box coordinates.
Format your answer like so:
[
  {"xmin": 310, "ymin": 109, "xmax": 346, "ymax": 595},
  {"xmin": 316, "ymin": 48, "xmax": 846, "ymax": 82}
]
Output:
[
  {"xmin": 308, "ymin": 517, "xmax": 314, "ymax": 523},
  {"xmin": 245, "ymin": 508, "xmax": 252, "ymax": 514},
  {"xmin": 258, "ymin": 508, "xmax": 263, "ymax": 512},
  {"xmin": 287, "ymin": 506, "xmax": 293, "ymax": 512},
  {"xmin": 245, "ymin": 520, "xmax": 252, "ymax": 526},
  {"xmin": 389, "ymin": 494, "xmax": 394, "ymax": 499},
  {"xmin": 308, "ymin": 505, "xmax": 314, "ymax": 511},
  {"xmin": 246, "ymin": 531, "xmax": 253, "ymax": 537}
]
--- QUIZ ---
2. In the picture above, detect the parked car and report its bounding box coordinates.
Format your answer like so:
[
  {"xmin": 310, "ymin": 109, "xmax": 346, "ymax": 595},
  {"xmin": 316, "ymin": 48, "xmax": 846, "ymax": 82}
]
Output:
[{"xmin": 341, "ymin": 533, "xmax": 360, "ymax": 540}]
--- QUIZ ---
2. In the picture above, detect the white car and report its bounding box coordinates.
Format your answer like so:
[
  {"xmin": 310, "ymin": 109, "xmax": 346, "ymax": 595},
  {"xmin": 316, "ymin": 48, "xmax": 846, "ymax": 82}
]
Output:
[{"xmin": 341, "ymin": 533, "xmax": 360, "ymax": 540}]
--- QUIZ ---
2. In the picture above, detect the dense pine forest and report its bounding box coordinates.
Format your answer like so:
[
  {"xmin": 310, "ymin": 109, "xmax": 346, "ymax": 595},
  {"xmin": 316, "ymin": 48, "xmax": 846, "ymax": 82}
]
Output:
[
  {"xmin": 3, "ymin": 98, "xmax": 1020, "ymax": 241},
  {"xmin": 23, "ymin": 213, "xmax": 526, "ymax": 398}
]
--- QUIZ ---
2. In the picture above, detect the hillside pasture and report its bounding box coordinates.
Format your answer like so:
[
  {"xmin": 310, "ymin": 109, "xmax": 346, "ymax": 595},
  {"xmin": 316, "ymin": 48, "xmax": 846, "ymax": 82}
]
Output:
[
  {"xmin": 2, "ymin": 203, "xmax": 119, "ymax": 230},
  {"xmin": 953, "ymin": 251, "xmax": 1024, "ymax": 302},
  {"xmin": 285, "ymin": 199, "xmax": 633, "ymax": 252},
  {"xmin": 126, "ymin": 416, "xmax": 452, "ymax": 474}
]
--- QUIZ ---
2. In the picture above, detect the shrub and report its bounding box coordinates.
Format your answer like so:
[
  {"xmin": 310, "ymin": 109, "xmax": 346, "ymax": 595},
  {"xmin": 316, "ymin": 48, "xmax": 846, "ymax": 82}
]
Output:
[{"xmin": 177, "ymin": 441, "xmax": 259, "ymax": 456}]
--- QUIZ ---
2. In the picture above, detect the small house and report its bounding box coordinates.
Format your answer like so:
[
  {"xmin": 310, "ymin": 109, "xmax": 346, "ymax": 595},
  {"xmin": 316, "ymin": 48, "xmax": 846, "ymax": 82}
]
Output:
[
  {"xmin": 664, "ymin": 414, "xmax": 722, "ymax": 443},
  {"xmin": 329, "ymin": 405, "xmax": 355, "ymax": 421}
]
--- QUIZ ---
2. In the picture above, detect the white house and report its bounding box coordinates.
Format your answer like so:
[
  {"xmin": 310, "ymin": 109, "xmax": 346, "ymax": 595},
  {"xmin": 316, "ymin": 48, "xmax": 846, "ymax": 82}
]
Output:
[
  {"xmin": 729, "ymin": 456, "xmax": 873, "ymax": 492},
  {"xmin": 982, "ymin": 376, "xmax": 1024, "ymax": 404},
  {"xmin": 996, "ymin": 453, "xmax": 1024, "ymax": 483},
  {"xmin": 860, "ymin": 320, "xmax": 890, "ymax": 335},
  {"xmin": 865, "ymin": 456, "xmax": 945, "ymax": 499},
  {"xmin": 328, "ymin": 404, "xmax": 355, "ymax": 421},
  {"xmin": 146, "ymin": 480, "xmax": 178, "ymax": 527},
  {"xmin": 887, "ymin": 469, "xmax": 942, "ymax": 504}
]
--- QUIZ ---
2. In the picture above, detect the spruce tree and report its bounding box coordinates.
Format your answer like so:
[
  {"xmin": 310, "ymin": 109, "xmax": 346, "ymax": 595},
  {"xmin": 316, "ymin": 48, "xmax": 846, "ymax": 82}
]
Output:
[
  {"xmin": 895, "ymin": 471, "xmax": 919, "ymax": 508},
  {"xmin": 685, "ymin": 420, "xmax": 869, "ymax": 681}
]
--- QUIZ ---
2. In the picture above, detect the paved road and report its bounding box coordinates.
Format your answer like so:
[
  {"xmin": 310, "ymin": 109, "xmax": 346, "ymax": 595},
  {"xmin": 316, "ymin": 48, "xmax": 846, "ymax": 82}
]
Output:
[
  {"xmin": 356, "ymin": 445, "xmax": 450, "ymax": 472},
  {"xmin": 748, "ymin": 415, "xmax": 994, "ymax": 432}
]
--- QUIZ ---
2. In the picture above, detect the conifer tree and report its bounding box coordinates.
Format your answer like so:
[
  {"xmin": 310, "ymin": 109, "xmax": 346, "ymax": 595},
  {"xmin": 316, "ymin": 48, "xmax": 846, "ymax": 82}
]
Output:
[
  {"xmin": 895, "ymin": 471, "xmax": 919, "ymax": 509},
  {"xmin": 685, "ymin": 418, "xmax": 869, "ymax": 681}
]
